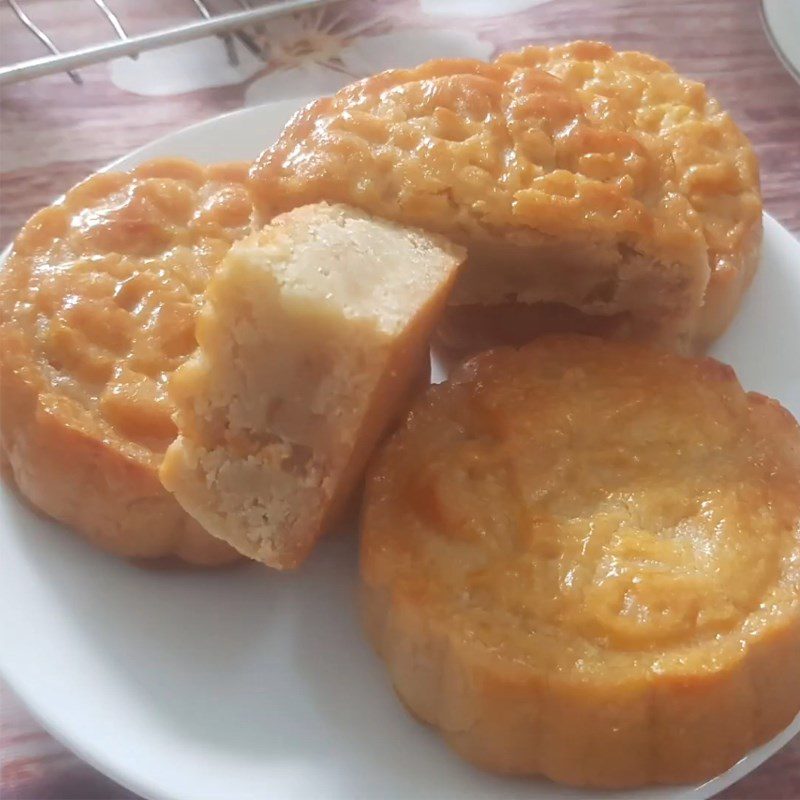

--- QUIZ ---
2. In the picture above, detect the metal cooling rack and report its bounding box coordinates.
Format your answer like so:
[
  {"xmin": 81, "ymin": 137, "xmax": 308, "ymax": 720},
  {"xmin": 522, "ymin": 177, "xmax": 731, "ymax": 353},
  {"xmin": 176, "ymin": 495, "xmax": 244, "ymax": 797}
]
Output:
[{"xmin": 1, "ymin": 0, "xmax": 338, "ymax": 86}]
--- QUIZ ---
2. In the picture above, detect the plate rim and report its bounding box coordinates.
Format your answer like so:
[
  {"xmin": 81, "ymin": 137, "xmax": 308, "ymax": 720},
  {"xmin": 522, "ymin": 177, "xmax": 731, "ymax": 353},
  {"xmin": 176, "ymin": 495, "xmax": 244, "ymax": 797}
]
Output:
[{"xmin": 761, "ymin": 0, "xmax": 800, "ymax": 84}]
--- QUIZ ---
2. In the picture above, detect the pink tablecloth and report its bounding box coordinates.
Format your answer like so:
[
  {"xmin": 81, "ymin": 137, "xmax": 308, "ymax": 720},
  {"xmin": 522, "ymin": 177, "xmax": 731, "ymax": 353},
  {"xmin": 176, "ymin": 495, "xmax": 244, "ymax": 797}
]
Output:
[{"xmin": 1, "ymin": 1, "xmax": 799, "ymax": 798}]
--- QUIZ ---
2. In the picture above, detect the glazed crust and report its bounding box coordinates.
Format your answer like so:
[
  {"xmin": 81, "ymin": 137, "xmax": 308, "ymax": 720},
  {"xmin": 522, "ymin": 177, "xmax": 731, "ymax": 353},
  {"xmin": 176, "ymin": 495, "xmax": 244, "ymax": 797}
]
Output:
[
  {"xmin": 251, "ymin": 41, "xmax": 762, "ymax": 353},
  {"xmin": 361, "ymin": 335, "xmax": 800, "ymax": 788},
  {"xmin": 496, "ymin": 42, "xmax": 762, "ymax": 347},
  {"xmin": 0, "ymin": 158, "xmax": 251, "ymax": 565}
]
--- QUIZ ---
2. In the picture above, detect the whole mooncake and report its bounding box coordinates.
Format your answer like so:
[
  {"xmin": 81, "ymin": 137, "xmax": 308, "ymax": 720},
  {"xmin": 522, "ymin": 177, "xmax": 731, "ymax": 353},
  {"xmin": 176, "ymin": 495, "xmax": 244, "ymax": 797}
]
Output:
[
  {"xmin": 251, "ymin": 41, "xmax": 761, "ymax": 355},
  {"xmin": 0, "ymin": 158, "xmax": 251, "ymax": 565},
  {"xmin": 361, "ymin": 335, "xmax": 800, "ymax": 788}
]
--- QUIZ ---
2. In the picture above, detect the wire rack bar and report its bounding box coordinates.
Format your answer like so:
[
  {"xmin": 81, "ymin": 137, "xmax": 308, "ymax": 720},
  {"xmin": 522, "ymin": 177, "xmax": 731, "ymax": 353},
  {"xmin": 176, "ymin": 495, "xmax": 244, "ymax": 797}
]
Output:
[
  {"xmin": 6, "ymin": 0, "xmax": 83, "ymax": 84},
  {"xmin": 92, "ymin": 0, "xmax": 130, "ymax": 42},
  {"xmin": 0, "ymin": 0, "xmax": 336, "ymax": 87}
]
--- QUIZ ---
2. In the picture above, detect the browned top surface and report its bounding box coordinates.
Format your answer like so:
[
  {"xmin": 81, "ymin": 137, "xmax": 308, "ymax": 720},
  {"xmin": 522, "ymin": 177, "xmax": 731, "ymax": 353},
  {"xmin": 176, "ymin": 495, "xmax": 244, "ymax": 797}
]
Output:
[
  {"xmin": 0, "ymin": 159, "xmax": 250, "ymax": 466},
  {"xmin": 364, "ymin": 335, "xmax": 800, "ymax": 669}
]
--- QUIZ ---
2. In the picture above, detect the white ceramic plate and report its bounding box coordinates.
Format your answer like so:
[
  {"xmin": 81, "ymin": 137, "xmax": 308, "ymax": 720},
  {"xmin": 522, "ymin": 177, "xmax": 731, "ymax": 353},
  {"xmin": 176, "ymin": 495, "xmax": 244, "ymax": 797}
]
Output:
[
  {"xmin": 762, "ymin": 0, "xmax": 800, "ymax": 83},
  {"xmin": 1, "ymin": 100, "xmax": 799, "ymax": 800}
]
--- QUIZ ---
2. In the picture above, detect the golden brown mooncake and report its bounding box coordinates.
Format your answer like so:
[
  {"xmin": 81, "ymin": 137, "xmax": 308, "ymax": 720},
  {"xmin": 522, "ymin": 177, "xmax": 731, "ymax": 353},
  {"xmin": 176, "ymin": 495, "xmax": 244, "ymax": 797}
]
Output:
[
  {"xmin": 251, "ymin": 41, "xmax": 762, "ymax": 354},
  {"xmin": 159, "ymin": 203, "xmax": 465, "ymax": 569},
  {"xmin": 0, "ymin": 158, "xmax": 251, "ymax": 565},
  {"xmin": 361, "ymin": 335, "xmax": 800, "ymax": 788}
]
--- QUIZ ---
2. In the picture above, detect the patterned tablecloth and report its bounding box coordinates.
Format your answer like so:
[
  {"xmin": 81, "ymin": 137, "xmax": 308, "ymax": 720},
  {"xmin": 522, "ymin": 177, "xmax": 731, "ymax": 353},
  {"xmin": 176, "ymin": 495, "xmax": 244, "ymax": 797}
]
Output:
[{"xmin": 1, "ymin": 1, "xmax": 799, "ymax": 798}]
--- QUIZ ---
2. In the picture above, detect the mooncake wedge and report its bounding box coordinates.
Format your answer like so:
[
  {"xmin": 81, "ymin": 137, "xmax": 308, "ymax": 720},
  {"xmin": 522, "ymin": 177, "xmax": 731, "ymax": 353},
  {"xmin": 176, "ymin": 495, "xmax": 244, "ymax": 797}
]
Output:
[{"xmin": 160, "ymin": 202, "xmax": 464, "ymax": 568}]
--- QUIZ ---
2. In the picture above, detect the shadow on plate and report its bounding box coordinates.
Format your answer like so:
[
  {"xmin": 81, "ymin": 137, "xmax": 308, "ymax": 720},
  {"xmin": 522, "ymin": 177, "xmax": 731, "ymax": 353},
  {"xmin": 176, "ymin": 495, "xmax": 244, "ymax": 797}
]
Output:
[{"xmin": 6, "ymin": 493, "xmax": 562, "ymax": 798}]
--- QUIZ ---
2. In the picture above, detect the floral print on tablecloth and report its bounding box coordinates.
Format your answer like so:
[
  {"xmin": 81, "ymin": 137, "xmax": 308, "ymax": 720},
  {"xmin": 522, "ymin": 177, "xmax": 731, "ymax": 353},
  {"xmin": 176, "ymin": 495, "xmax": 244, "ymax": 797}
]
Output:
[{"xmin": 109, "ymin": 1, "xmax": 548, "ymax": 101}]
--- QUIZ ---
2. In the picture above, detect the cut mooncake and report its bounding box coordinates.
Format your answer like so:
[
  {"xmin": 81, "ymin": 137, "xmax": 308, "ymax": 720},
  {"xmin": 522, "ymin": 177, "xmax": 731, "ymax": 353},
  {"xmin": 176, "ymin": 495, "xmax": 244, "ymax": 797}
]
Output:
[
  {"xmin": 251, "ymin": 41, "xmax": 761, "ymax": 354},
  {"xmin": 160, "ymin": 202, "xmax": 465, "ymax": 568},
  {"xmin": 0, "ymin": 158, "xmax": 251, "ymax": 565}
]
